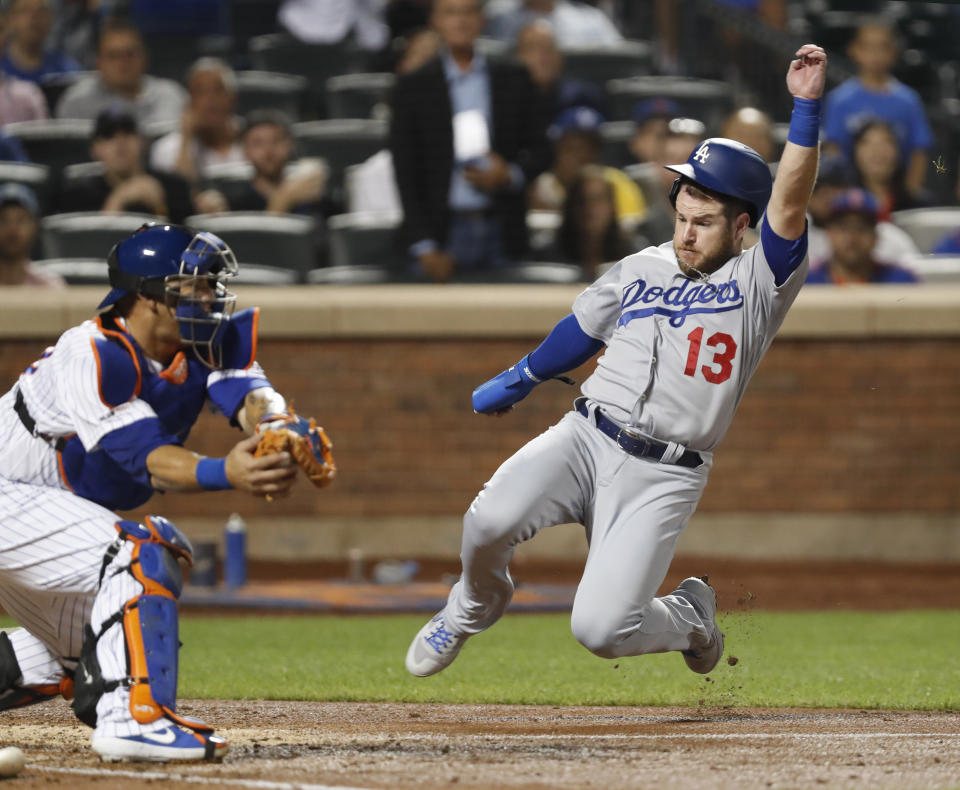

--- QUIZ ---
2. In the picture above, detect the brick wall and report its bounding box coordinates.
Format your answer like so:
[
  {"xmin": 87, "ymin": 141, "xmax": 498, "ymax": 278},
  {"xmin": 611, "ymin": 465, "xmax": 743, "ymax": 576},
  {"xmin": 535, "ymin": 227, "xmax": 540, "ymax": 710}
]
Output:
[{"xmin": 4, "ymin": 335, "xmax": 957, "ymax": 521}]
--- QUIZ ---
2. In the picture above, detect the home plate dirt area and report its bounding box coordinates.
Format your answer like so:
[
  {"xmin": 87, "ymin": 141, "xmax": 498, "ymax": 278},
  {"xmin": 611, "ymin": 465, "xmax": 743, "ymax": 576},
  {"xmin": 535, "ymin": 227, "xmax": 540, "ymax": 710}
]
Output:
[{"xmin": 7, "ymin": 700, "xmax": 960, "ymax": 790}]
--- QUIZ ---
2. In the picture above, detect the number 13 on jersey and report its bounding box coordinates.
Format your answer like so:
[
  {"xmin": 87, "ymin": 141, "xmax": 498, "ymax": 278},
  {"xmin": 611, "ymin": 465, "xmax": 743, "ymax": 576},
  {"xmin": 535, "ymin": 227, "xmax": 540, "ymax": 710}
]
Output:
[{"xmin": 683, "ymin": 326, "xmax": 737, "ymax": 384}]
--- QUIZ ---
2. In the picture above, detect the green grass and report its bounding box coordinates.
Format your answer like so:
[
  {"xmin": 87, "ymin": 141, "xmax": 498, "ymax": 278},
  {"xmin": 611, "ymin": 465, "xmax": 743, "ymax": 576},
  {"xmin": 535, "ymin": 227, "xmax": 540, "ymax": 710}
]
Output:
[{"xmin": 4, "ymin": 612, "xmax": 957, "ymax": 709}]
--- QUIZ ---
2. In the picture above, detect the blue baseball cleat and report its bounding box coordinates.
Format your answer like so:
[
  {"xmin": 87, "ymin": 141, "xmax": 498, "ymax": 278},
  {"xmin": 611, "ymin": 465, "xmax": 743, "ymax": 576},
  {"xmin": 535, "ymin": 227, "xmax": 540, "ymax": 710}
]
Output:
[{"xmin": 92, "ymin": 722, "xmax": 228, "ymax": 762}]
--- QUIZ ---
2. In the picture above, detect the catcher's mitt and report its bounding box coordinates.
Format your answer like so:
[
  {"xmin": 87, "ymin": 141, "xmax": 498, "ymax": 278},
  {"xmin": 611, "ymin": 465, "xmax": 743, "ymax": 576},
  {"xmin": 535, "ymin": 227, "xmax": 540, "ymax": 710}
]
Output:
[{"xmin": 254, "ymin": 410, "xmax": 336, "ymax": 489}]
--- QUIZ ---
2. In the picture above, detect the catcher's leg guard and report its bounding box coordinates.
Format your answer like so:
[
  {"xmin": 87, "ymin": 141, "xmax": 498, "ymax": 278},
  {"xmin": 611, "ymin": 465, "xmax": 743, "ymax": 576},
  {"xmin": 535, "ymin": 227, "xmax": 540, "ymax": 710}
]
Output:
[
  {"xmin": 0, "ymin": 631, "xmax": 74, "ymax": 711},
  {"xmin": 76, "ymin": 516, "xmax": 226, "ymax": 761}
]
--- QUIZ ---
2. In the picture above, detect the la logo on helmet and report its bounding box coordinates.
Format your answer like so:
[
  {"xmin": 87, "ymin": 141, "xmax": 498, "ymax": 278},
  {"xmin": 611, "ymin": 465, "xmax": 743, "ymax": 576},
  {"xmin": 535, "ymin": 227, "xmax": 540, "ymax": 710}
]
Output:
[{"xmin": 693, "ymin": 143, "xmax": 710, "ymax": 164}]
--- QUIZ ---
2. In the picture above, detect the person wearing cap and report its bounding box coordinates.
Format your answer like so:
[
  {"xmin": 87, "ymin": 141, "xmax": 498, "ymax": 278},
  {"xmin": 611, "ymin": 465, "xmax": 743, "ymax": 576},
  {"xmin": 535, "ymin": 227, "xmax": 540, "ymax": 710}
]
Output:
[
  {"xmin": 55, "ymin": 16, "xmax": 186, "ymax": 127},
  {"xmin": 0, "ymin": 182, "xmax": 64, "ymax": 287},
  {"xmin": 57, "ymin": 109, "xmax": 192, "ymax": 223},
  {"xmin": 806, "ymin": 152, "xmax": 919, "ymax": 266},
  {"xmin": 806, "ymin": 187, "xmax": 919, "ymax": 284},
  {"xmin": 629, "ymin": 97, "xmax": 681, "ymax": 165},
  {"xmin": 529, "ymin": 104, "xmax": 646, "ymax": 224}
]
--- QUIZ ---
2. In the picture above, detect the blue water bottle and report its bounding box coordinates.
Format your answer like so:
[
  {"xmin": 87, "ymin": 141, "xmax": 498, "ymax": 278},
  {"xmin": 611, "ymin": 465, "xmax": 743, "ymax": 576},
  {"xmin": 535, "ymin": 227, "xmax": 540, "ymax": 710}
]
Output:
[{"xmin": 224, "ymin": 513, "xmax": 247, "ymax": 588}]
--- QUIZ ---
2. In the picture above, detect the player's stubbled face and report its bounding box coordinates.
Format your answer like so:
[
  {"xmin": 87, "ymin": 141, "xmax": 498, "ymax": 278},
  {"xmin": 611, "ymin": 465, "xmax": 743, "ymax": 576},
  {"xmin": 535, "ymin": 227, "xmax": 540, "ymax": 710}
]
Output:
[{"xmin": 672, "ymin": 188, "xmax": 740, "ymax": 276}]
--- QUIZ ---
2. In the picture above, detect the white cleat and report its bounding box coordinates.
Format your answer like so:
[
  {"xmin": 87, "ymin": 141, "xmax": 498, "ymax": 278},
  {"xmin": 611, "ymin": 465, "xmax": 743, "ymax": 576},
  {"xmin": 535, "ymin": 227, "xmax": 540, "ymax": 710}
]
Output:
[
  {"xmin": 405, "ymin": 611, "xmax": 468, "ymax": 677},
  {"xmin": 674, "ymin": 575, "xmax": 725, "ymax": 675},
  {"xmin": 92, "ymin": 724, "xmax": 228, "ymax": 762}
]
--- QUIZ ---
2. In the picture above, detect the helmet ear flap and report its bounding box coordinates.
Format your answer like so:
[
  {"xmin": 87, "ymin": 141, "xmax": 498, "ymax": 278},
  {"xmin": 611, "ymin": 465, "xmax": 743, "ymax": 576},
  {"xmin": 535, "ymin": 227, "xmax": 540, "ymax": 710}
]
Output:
[{"xmin": 668, "ymin": 177, "xmax": 683, "ymax": 210}]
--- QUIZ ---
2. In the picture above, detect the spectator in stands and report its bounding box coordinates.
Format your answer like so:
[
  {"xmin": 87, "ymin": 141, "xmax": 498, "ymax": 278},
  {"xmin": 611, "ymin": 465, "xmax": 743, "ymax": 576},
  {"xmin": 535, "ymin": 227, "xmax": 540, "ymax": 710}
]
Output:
[
  {"xmin": 628, "ymin": 97, "xmax": 680, "ymax": 165},
  {"xmin": 851, "ymin": 118, "xmax": 930, "ymax": 223},
  {"xmin": 346, "ymin": 28, "xmax": 438, "ymax": 215},
  {"xmin": 57, "ymin": 108, "xmax": 192, "ymax": 223},
  {"xmin": 0, "ymin": 131, "xmax": 28, "ymax": 161},
  {"xmin": 386, "ymin": 0, "xmax": 432, "ymax": 41},
  {"xmin": 720, "ymin": 106, "xmax": 775, "ymax": 163},
  {"xmin": 0, "ymin": 182, "xmax": 64, "ymax": 286},
  {"xmin": 806, "ymin": 188, "xmax": 919, "ymax": 284},
  {"xmin": 551, "ymin": 164, "xmax": 631, "ymax": 280},
  {"xmin": 807, "ymin": 151, "xmax": 919, "ymax": 266},
  {"xmin": 0, "ymin": 72, "xmax": 46, "ymax": 123},
  {"xmin": 217, "ymin": 110, "xmax": 333, "ymax": 217},
  {"xmin": 389, "ymin": 0, "xmax": 550, "ymax": 282},
  {"xmin": 278, "ymin": 0, "xmax": 390, "ymax": 50},
  {"xmin": 150, "ymin": 57, "xmax": 244, "ymax": 184},
  {"xmin": 515, "ymin": 20, "xmax": 605, "ymax": 119},
  {"xmin": 485, "ymin": 0, "xmax": 622, "ymax": 48},
  {"xmin": 655, "ymin": 116, "xmax": 706, "ymax": 194},
  {"xmin": 529, "ymin": 105, "xmax": 645, "ymax": 225},
  {"xmin": 0, "ymin": 0, "xmax": 79, "ymax": 84},
  {"xmin": 822, "ymin": 17, "xmax": 933, "ymax": 196},
  {"xmin": 56, "ymin": 16, "xmax": 187, "ymax": 126}
]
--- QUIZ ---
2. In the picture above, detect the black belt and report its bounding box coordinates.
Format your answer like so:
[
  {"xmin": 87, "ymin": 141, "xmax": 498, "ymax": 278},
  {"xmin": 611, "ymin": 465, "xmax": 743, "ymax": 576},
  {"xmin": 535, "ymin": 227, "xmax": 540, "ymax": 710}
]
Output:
[
  {"xmin": 14, "ymin": 388, "xmax": 67, "ymax": 452},
  {"xmin": 575, "ymin": 397, "xmax": 703, "ymax": 469}
]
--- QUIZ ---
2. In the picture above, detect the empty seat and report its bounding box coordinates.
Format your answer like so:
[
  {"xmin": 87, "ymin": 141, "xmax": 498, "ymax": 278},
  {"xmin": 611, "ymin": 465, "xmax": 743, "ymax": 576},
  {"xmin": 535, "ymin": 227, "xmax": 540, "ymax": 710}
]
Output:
[
  {"xmin": 905, "ymin": 254, "xmax": 960, "ymax": 283},
  {"xmin": 186, "ymin": 212, "xmax": 318, "ymax": 277},
  {"xmin": 39, "ymin": 70, "xmax": 94, "ymax": 116},
  {"xmin": 40, "ymin": 212, "xmax": 158, "ymax": 259},
  {"xmin": 33, "ymin": 258, "xmax": 108, "ymax": 285},
  {"xmin": 61, "ymin": 161, "xmax": 105, "ymax": 193},
  {"xmin": 306, "ymin": 265, "xmax": 394, "ymax": 284},
  {"xmin": 325, "ymin": 73, "xmax": 395, "ymax": 120},
  {"xmin": 599, "ymin": 121, "xmax": 636, "ymax": 169},
  {"xmin": 891, "ymin": 208, "xmax": 960, "ymax": 254},
  {"xmin": 0, "ymin": 162, "xmax": 51, "ymax": 212},
  {"xmin": 248, "ymin": 33, "xmax": 374, "ymax": 116},
  {"xmin": 292, "ymin": 119, "xmax": 388, "ymax": 197},
  {"xmin": 5, "ymin": 119, "xmax": 95, "ymax": 180},
  {"xmin": 235, "ymin": 70, "xmax": 308, "ymax": 122},
  {"xmin": 232, "ymin": 262, "xmax": 299, "ymax": 285},
  {"xmin": 527, "ymin": 210, "xmax": 561, "ymax": 255},
  {"xmin": 140, "ymin": 33, "xmax": 232, "ymax": 83},
  {"xmin": 562, "ymin": 41, "xmax": 654, "ymax": 86},
  {"xmin": 456, "ymin": 262, "xmax": 584, "ymax": 284},
  {"xmin": 606, "ymin": 76, "xmax": 736, "ymax": 130},
  {"xmin": 326, "ymin": 211, "xmax": 405, "ymax": 270}
]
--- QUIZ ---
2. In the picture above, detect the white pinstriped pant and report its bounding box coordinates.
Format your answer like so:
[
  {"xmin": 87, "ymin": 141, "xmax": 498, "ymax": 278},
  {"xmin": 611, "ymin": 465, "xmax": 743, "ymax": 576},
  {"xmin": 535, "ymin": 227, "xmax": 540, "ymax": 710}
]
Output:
[{"xmin": 0, "ymin": 477, "xmax": 168, "ymax": 739}]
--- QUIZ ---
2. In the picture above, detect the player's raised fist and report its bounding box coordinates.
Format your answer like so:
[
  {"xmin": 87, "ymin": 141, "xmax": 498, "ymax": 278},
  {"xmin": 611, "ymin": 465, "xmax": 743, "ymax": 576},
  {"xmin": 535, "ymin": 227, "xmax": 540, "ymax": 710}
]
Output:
[{"xmin": 786, "ymin": 44, "xmax": 826, "ymax": 100}]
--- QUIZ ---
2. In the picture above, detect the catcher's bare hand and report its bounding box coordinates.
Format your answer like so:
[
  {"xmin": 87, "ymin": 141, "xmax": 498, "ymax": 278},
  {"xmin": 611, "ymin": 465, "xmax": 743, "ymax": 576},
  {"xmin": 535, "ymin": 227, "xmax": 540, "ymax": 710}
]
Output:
[{"xmin": 225, "ymin": 434, "xmax": 298, "ymax": 498}]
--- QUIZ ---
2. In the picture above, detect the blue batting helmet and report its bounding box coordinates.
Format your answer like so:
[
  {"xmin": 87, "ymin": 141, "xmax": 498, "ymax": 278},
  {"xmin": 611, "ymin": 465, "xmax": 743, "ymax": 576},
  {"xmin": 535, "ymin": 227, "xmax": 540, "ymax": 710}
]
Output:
[{"xmin": 664, "ymin": 137, "xmax": 773, "ymax": 227}]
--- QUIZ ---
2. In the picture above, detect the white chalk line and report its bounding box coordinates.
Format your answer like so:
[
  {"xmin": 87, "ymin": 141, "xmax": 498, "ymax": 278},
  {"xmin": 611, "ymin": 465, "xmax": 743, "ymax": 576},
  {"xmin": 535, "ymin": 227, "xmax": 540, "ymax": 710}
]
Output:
[{"xmin": 31, "ymin": 766, "xmax": 370, "ymax": 790}]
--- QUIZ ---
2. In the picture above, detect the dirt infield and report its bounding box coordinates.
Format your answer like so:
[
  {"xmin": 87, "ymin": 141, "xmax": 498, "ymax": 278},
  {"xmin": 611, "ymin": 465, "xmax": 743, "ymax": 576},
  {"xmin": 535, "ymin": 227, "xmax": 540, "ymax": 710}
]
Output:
[{"xmin": 8, "ymin": 699, "xmax": 960, "ymax": 790}]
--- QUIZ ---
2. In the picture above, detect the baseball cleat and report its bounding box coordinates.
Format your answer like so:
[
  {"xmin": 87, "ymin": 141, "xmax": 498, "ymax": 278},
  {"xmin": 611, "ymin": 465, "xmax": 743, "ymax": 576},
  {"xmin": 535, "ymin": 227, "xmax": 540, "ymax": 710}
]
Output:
[
  {"xmin": 0, "ymin": 677, "xmax": 74, "ymax": 711},
  {"xmin": 674, "ymin": 575, "xmax": 725, "ymax": 675},
  {"xmin": 405, "ymin": 611, "xmax": 468, "ymax": 677},
  {"xmin": 92, "ymin": 725, "xmax": 228, "ymax": 762}
]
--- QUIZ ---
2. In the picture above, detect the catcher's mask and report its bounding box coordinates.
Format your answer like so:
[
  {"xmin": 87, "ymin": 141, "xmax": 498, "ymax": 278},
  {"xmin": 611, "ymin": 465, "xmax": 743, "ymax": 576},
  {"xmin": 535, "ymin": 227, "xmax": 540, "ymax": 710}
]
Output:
[{"xmin": 98, "ymin": 223, "xmax": 239, "ymax": 369}]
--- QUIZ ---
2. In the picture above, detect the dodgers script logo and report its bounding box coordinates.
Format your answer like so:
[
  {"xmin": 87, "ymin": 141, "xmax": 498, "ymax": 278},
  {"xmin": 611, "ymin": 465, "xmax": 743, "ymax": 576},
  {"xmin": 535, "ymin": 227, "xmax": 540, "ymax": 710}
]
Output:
[{"xmin": 618, "ymin": 277, "xmax": 744, "ymax": 328}]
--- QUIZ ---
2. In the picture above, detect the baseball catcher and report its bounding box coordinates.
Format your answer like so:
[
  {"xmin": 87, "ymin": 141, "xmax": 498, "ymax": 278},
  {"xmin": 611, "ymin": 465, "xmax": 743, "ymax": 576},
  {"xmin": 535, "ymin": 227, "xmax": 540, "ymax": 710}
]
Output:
[{"xmin": 0, "ymin": 223, "xmax": 333, "ymax": 762}]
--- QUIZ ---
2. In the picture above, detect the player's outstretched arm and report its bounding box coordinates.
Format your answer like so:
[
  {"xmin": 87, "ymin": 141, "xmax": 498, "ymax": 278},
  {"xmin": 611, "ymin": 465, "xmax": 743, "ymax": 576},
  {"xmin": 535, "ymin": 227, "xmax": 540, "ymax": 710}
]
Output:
[
  {"xmin": 472, "ymin": 314, "xmax": 604, "ymax": 415},
  {"xmin": 146, "ymin": 439, "xmax": 297, "ymax": 498},
  {"xmin": 765, "ymin": 44, "xmax": 827, "ymax": 241}
]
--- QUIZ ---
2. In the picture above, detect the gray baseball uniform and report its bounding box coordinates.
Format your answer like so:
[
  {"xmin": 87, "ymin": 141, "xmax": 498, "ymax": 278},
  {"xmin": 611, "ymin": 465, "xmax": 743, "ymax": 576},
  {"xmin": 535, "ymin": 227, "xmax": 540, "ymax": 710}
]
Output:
[{"xmin": 443, "ymin": 228, "xmax": 807, "ymax": 657}]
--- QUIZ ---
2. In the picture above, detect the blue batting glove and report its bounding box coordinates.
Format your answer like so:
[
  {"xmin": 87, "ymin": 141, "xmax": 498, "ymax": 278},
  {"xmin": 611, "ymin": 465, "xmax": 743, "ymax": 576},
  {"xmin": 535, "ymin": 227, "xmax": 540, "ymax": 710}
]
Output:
[{"xmin": 472, "ymin": 354, "xmax": 543, "ymax": 413}]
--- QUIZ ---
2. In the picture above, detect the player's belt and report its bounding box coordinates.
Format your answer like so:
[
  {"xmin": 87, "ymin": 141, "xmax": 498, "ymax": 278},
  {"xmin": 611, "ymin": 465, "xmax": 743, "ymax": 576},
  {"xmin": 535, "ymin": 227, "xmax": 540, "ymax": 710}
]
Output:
[
  {"xmin": 575, "ymin": 397, "xmax": 703, "ymax": 469},
  {"xmin": 13, "ymin": 388, "xmax": 67, "ymax": 452}
]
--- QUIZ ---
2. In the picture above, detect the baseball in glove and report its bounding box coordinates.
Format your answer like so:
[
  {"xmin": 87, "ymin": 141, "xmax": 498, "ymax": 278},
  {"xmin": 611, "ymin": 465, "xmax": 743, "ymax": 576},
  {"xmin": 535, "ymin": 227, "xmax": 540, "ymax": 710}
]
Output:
[{"xmin": 254, "ymin": 410, "xmax": 336, "ymax": 490}]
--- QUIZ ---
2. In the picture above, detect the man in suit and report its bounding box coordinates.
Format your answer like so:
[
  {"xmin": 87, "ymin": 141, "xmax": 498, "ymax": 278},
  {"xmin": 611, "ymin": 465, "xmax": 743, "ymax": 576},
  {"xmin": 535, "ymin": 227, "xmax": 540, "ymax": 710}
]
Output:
[{"xmin": 390, "ymin": 0, "xmax": 550, "ymax": 282}]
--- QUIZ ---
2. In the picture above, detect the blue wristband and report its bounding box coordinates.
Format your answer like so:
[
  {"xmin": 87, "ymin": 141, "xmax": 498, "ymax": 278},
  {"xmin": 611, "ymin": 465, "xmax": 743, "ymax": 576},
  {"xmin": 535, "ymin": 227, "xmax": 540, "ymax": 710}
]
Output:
[
  {"xmin": 787, "ymin": 97, "xmax": 821, "ymax": 148},
  {"xmin": 196, "ymin": 457, "xmax": 232, "ymax": 491}
]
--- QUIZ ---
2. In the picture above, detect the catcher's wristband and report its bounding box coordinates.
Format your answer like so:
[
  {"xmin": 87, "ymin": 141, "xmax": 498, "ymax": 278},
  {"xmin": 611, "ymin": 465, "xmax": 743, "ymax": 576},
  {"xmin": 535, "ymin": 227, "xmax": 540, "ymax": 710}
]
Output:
[{"xmin": 196, "ymin": 457, "xmax": 233, "ymax": 491}]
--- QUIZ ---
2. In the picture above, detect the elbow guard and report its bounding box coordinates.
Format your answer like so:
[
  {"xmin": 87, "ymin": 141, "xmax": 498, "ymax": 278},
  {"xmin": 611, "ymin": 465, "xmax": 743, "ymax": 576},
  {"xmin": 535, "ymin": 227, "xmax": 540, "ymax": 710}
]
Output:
[{"xmin": 472, "ymin": 354, "xmax": 542, "ymax": 414}]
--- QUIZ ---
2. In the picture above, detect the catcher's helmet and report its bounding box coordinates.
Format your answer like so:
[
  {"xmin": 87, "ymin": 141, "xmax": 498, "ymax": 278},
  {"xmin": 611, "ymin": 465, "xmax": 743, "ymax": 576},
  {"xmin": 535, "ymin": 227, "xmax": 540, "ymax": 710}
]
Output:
[
  {"xmin": 664, "ymin": 138, "xmax": 772, "ymax": 227},
  {"xmin": 97, "ymin": 223, "xmax": 240, "ymax": 368}
]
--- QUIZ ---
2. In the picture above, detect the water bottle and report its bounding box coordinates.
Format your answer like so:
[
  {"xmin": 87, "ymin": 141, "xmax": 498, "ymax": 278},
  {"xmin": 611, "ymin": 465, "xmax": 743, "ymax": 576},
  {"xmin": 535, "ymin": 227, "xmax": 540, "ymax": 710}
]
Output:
[{"xmin": 224, "ymin": 513, "xmax": 247, "ymax": 588}]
